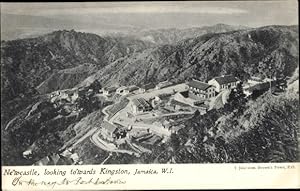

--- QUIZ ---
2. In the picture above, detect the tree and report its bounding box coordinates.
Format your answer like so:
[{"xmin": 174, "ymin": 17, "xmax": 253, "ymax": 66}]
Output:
[
  {"xmin": 89, "ymin": 80, "xmax": 102, "ymax": 92},
  {"xmin": 225, "ymin": 83, "xmax": 247, "ymax": 114},
  {"xmin": 194, "ymin": 110, "xmax": 200, "ymax": 117},
  {"xmin": 274, "ymin": 75, "xmax": 287, "ymax": 93}
]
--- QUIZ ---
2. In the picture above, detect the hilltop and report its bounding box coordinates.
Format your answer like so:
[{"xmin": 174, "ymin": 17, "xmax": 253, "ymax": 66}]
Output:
[
  {"xmin": 1, "ymin": 29, "xmax": 153, "ymax": 101},
  {"xmin": 109, "ymin": 23, "xmax": 249, "ymax": 45},
  {"xmin": 81, "ymin": 25, "xmax": 299, "ymax": 88},
  {"xmin": 1, "ymin": 24, "xmax": 299, "ymax": 166}
]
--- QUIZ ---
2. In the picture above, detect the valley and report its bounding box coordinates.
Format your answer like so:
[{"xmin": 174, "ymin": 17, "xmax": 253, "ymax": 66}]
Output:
[{"xmin": 1, "ymin": 24, "xmax": 299, "ymax": 165}]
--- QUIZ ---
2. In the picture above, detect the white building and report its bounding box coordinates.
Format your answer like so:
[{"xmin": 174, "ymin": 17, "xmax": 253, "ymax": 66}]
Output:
[
  {"xmin": 126, "ymin": 85, "xmax": 139, "ymax": 94},
  {"xmin": 71, "ymin": 92, "xmax": 79, "ymax": 102},
  {"xmin": 139, "ymin": 83, "xmax": 156, "ymax": 93},
  {"xmin": 188, "ymin": 79, "xmax": 216, "ymax": 99},
  {"xmin": 103, "ymin": 87, "xmax": 117, "ymax": 96},
  {"xmin": 247, "ymin": 76, "xmax": 264, "ymax": 86},
  {"xmin": 208, "ymin": 75, "xmax": 239, "ymax": 92},
  {"xmin": 70, "ymin": 153, "xmax": 79, "ymax": 164},
  {"xmin": 155, "ymin": 81, "xmax": 173, "ymax": 90},
  {"xmin": 23, "ymin": 150, "xmax": 33, "ymax": 159},
  {"xmin": 116, "ymin": 86, "xmax": 129, "ymax": 95},
  {"xmin": 130, "ymin": 98, "xmax": 153, "ymax": 114}
]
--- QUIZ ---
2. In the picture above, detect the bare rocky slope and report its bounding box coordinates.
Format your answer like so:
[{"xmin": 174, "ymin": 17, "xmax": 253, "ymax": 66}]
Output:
[
  {"xmin": 1, "ymin": 30, "xmax": 153, "ymax": 101},
  {"xmin": 1, "ymin": 24, "xmax": 299, "ymax": 165},
  {"xmin": 81, "ymin": 25, "xmax": 299, "ymax": 87}
]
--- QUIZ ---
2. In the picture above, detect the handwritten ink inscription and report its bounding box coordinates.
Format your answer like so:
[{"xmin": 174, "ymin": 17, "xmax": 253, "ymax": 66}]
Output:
[
  {"xmin": 12, "ymin": 176, "xmax": 126, "ymax": 188},
  {"xmin": 3, "ymin": 167, "xmax": 174, "ymax": 189}
]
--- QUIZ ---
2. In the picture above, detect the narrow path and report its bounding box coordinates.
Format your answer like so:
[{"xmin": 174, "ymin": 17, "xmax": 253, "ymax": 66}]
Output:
[
  {"xmin": 90, "ymin": 130, "xmax": 139, "ymax": 156},
  {"xmin": 4, "ymin": 115, "xmax": 18, "ymax": 130},
  {"xmin": 25, "ymin": 101, "xmax": 42, "ymax": 119},
  {"xmin": 60, "ymin": 127, "xmax": 98, "ymax": 151},
  {"xmin": 126, "ymin": 140, "xmax": 151, "ymax": 153},
  {"xmin": 102, "ymin": 104, "xmax": 113, "ymax": 122},
  {"xmin": 101, "ymin": 153, "xmax": 112, "ymax": 164},
  {"xmin": 72, "ymin": 127, "xmax": 98, "ymax": 148},
  {"xmin": 91, "ymin": 90, "xmax": 191, "ymax": 156}
]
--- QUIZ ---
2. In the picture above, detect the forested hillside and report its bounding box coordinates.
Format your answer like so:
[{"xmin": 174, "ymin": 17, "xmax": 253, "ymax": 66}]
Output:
[
  {"xmin": 1, "ymin": 24, "xmax": 298, "ymax": 165},
  {"xmin": 1, "ymin": 30, "xmax": 152, "ymax": 102},
  {"xmin": 81, "ymin": 25, "xmax": 298, "ymax": 88},
  {"xmin": 139, "ymin": 87, "xmax": 299, "ymax": 163}
]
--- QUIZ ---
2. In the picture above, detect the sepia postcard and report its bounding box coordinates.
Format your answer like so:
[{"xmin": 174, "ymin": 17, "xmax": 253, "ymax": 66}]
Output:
[{"xmin": 1, "ymin": 1, "xmax": 299, "ymax": 190}]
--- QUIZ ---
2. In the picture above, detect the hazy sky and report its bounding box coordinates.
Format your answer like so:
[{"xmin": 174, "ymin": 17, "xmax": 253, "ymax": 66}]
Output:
[
  {"xmin": 1, "ymin": 1, "xmax": 298, "ymax": 39},
  {"xmin": 2, "ymin": 1, "xmax": 298, "ymax": 26}
]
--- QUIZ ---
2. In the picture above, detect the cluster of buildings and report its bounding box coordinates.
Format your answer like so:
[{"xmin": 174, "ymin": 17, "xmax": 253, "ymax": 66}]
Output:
[
  {"xmin": 174, "ymin": 75, "xmax": 239, "ymax": 108},
  {"xmin": 102, "ymin": 84, "xmax": 155, "ymax": 96},
  {"xmin": 188, "ymin": 75, "xmax": 239, "ymax": 99},
  {"xmin": 126, "ymin": 75, "xmax": 240, "ymax": 115},
  {"xmin": 101, "ymin": 80, "xmax": 178, "ymax": 97},
  {"xmin": 49, "ymin": 75, "xmax": 241, "ymax": 117},
  {"xmin": 130, "ymin": 98, "xmax": 153, "ymax": 115},
  {"xmin": 49, "ymin": 89, "xmax": 82, "ymax": 115},
  {"xmin": 96, "ymin": 74, "xmax": 277, "ymax": 149},
  {"xmin": 49, "ymin": 90, "xmax": 79, "ymax": 104},
  {"xmin": 115, "ymin": 85, "xmax": 139, "ymax": 95}
]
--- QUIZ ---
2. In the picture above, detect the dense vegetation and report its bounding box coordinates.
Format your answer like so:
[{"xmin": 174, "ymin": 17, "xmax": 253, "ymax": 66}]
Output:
[
  {"xmin": 1, "ymin": 30, "xmax": 152, "ymax": 103},
  {"xmin": 1, "ymin": 25, "xmax": 298, "ymax": 165},
  {"xmin": 147, "ymin": 88, "xmax": 299, "ymax": 163},
  {"xmin": 1, "ymin": 84, "xmax": 107, "ymax": 165},
  {"xmin": 87, "ymin": 25, "xmax": 298, "ymax": 88}
]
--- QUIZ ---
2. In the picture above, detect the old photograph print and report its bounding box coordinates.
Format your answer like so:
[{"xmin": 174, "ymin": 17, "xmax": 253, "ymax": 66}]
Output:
[{"xmin": 1, "ymin": 1, "xmax": 299, "ymax": 166}]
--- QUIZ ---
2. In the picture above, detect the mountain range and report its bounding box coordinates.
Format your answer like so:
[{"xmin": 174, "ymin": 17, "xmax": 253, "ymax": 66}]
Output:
[
  {"xmin": 1, "ymin": 24, "xmax": 298, "ymax": 114},
  {"xmin": 1, "ymin": 23, "xmax": 299, "ymax": 165},
  {"xmin": 110, "ymin": 23, "xmax": 249, "ymax": 45},
  {"xmin": 81, "ymin": 25, "xmax": 299, "ymax": 88}
]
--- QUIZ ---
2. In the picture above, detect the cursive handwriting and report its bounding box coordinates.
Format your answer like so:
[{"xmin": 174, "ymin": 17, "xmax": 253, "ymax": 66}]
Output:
[{"xmin": 12, "ymin": 176, "xmax": 126, "ymax": 189}]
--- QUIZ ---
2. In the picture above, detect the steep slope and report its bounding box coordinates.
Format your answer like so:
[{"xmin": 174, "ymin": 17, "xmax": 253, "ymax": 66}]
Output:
[
  {"xmin": 81, "ymin": 25, "xmax": 298, "ymax": 88},
  {"xmin": 1, "ymin": 30, "xmax": 152, "ymax": 101},
  {"xmin": 36, "ymin": 63, "xmax": 97, "ymax": 94},
  {"xmin": 144, "ymin": 88, "xmax": 299, "ymax": 163},
  {"xmin": 1, "ymin": 86, "xmax": 108, "ymax": 165}
]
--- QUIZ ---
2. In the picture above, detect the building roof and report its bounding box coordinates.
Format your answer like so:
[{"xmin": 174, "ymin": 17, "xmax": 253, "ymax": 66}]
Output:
[
  {"xmin": 188, "ymin": 80, "xmax": 212, "ymax": 90},
  {"xmin": 140, "ymin": 83, "xmax": 156, "ymax": 90},
  {"xmin": 117, "ymin": 86, "xmax": 127, "ymax": 92},
  {"xmin": 158, "ymin": 93, "xmax": 172, "ymax": 99},
  {"xmin": 212, "ymin": 75, "xmax": 238, "ymax": 85},
  {"xmin": 101, "ymin": 121, "xmax": 118, "ymax": 133},
  {"xmin": 249, "ymin": 76, "xmax": 264, "ymax": 82},
  {"xmin": 104, "ymin": 87, "xmax": 117, "ymax": 92},
  {"xmin": 156, "ymin": 81, "xmax": 173, "ymax": 88},
  {"xmin": 179, "ymin": 91, "xmax": 189, "ymax": 98},
  {"xmin": 132, "ymin": 98, "xmax": 152, "ymax": 109},
  {"xmin": 158, "ymin": 80, "xmax": 172, "ymax": 85},
  {"xmin": 172, "ymin": 125, "xmax": 185, "ymax": 132},
  {"xmin": 126, "ymin": 85, "xmax": 139, "ymax": 92},
  {"xmin": 246, "ymin": 82, "xmax": 270, "ymax": 92}
]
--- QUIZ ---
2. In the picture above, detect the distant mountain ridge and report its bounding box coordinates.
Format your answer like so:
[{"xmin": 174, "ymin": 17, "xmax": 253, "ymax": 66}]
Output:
[
  {"xmin": 1, "ymin": 29, "xmax": 153, "ymax": 101},
  {"xmin": 1, "ymin": 24, "xmax": 299, "ymax": 166},
  {"xmin": 81, "ymin": 25, "xmax": 298, "ymax": 88},
  {"xmin": 108, "ymin": 23, "xmax": 249, "ymax": 45},
  {"xmin": 2, "ymin": 25, "xmax": 298, "ymax": 103}
]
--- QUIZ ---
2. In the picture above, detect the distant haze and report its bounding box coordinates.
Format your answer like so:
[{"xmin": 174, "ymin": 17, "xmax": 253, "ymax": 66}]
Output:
[{"xmin": 1, "ymin": 1, "xmax": 298, "ymax": 40}]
